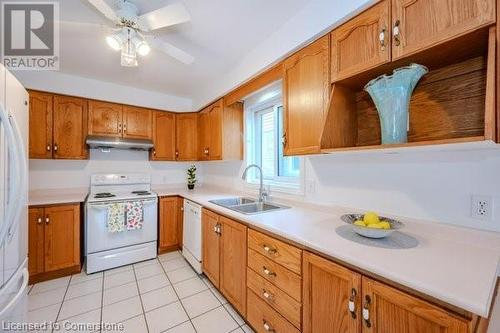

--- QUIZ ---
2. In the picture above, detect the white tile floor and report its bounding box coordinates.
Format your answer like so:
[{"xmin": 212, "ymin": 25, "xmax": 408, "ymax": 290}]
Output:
[{"xmin": 27, "ymin": 251, "xmax": 255, "ymax": 333}]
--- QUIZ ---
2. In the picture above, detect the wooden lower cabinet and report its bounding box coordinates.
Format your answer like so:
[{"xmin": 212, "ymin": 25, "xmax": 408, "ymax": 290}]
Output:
[
  {"xmin": 202, "ymin": 210, "xmax": 247, "ymax": 315},
  {"xmin": 303, "ymin": 251, "xmax": 474, "ymax": 333},
  {"xmin": 362, "ymin": 277, "xmax": 472, "ymax": 333},
  {"xmin": 28, "ymin": 204, "xmax": 81, "ymax": 283},
  {"xmin": 158, "ymin": 197, "xmax": 183, "ymax": 253}
]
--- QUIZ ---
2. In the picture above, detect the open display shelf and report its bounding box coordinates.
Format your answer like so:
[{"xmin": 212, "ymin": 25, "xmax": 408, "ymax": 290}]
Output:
[{"xmin": 320, "ymin": 27, "xmax": 497, "ymax": 153}]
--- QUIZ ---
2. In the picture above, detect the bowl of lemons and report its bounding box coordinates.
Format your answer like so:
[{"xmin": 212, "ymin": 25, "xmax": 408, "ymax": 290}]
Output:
[{"xmin": 341, "ymin": 212, "xmax": 403, "ymax": 239}]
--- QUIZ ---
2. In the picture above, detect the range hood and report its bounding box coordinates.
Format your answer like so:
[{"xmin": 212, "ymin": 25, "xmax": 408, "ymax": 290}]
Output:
[{"xmin": 86, "ymin": 135, "xmax": 154, "ymax": 151}]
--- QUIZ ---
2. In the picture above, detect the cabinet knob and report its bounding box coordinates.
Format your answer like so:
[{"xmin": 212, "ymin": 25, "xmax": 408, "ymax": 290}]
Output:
[
  {"xmin": 262, "ymin": 289, "xmax": 274, "ymax": 301},
  {"xmin": 379, "ymin": 27, "xmax": 387, "ymax": 50},
  {"xmin": 37, "ymin": 217, "xmax": 42, "ymax": 224},
  {"xmin": 175, "ymin": 151, "xmax": 179, "ymax": 157},
  {"xmin": 118, "ymin": 123, "xmax": 122, "ymax": 134},
  {"xmin": 262, "ymin": 266, "xmax": 276, "ymax": 277},
  {"xmin": 282, "ymin": 133, "xmax": 287, "ymax": 147},
  {"xmin": 153, "ymin": 149, "xmax": 156, "ymax": 156},
  {"xmin": 45, "ymin": 216, "xmax": 50, "ymax": 225},
  {"xmin": 46, "ymin": 144, "xmax": 51, "ymax": 151},
  {"xmin": 204, "ymin": 148, "xmax": 209, "ymax": 155},
  {"xmin": 53, "ymin": 144, "xmax": 58, "ymax": 151},
  {"xmin": 263, "ymin": 245, "xmax": 277, "ymax": 255},
  {"xmin": 393, "ymin": 20, "xmax": 401, "ymax": 46},
  {"xmin": 262, "ymin": 320, "xmax": 275, "ymax": 333},
  {"xmin": 363, "ymin": 295, "xmax": 372, "ymax": 328},
  {"xmin": 348, "ymin": 288, "xmax": 357, "ymax": 319},
  {"xmin": 123, "ymin": 124, "xmax": 127, "ymax": 133}
]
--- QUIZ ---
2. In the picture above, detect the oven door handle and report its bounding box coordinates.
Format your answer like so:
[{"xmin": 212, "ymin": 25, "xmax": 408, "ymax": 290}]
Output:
[{"xmin": 88, "ymin": 199, "xmax": 157, "ymax": 209}]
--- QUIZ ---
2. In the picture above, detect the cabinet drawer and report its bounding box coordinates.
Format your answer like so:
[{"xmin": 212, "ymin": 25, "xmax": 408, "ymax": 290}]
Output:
[
  {"xmin": 248, "ymin": 248, "xmax": 301, "ymax": 302},
  {"xmin": 247, "ymin": 289, "xmax": 300, "ymax": 333},
  {"xmin": 247, "ymin": 268, "xmax": 301, "ymax": 329},
  {"xmin": 248, "ymin": 229, "xmax": 302, "ymax": 274}
]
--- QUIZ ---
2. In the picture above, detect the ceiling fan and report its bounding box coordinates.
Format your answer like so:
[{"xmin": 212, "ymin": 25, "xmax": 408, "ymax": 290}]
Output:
[{"xmin": 86, "ymin": 0, "xmax": 194, "ymax": 66}]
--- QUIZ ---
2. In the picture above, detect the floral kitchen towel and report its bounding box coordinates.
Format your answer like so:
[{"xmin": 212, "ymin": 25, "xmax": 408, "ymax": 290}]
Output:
[
  {"xmin": 107, "ymin": 203, "xmax": 125, "ymax": 233},
  {"xmin": 126, "ymin": 201, "xmax": 144, "ymax": 230}
]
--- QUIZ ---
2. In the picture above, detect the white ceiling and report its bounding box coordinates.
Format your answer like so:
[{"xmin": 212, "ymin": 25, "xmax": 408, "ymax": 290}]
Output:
[{"xmin": 58, "ymin": 0, "xmax": 311, "ymax": 104}]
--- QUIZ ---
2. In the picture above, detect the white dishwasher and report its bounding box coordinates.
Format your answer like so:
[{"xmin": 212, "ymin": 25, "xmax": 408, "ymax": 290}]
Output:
[{"xmin": 182, "ymin": 200, "xmax": 202, "ymax": 273}]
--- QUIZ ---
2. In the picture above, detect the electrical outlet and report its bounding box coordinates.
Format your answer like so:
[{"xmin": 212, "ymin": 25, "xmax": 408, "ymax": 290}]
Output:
[{"xmin": 471, "ymin": 195, "xmax": 493, "ymax": 220}]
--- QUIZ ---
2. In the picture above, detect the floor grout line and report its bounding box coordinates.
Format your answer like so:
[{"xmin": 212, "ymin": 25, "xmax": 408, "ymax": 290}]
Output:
[
  {"xmin": 132, "ymin": 262, "xmax": 150, "ymax": 333},
  {"xmin": 52, "ymin": 275, "xmax": 72, "ymax": 333},
  {"xmin": 98, "ymin": 271, "xmax": 104, "ymax": 333}
]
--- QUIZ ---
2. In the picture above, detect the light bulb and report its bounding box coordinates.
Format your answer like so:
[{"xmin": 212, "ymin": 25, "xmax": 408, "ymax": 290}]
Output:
[
  {"xmin": 106, "ymin": 35, "xmax": 122, "ymax": 51},
  {"xmin": 136, "ymin": 41, "xmax": 151, "ymax": 56}
]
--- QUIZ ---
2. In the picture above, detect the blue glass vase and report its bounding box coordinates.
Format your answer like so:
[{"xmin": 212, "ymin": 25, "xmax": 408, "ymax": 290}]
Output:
[{"xmin": 364, "ymin": 63, "xmax": 428, "ymax": 144}]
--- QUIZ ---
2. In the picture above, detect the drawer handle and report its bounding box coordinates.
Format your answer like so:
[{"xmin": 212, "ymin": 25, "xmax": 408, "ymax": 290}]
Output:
[
  {"xmin": 263, "ymin": 320, "xmax": 276, "ymax": 332},
  {"xmin": 262, "ymin": 266, "xmax": 276, "ymax": 277},
  {"xmin": 263, "ymin": 245, "xmax": 277, "ymax": 255},
  {"xmin": 348, "ymin": 288, "xmax": 357, "ymax": 319},
  {"xmin": 393, "ymin": 20, "xmax": 401, "ymax": 46},
  {"xmin": 262, "ymin": 289, "xmax": 274, "ymax": 301},
  {"xmin": 363, "ymin": 295, "xmax": 372, "ymax": 328}
]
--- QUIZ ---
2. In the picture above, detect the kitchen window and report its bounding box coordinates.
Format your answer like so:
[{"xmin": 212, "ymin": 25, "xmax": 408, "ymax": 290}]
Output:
[{"xmin": 245, "ymin": 93, "xmax": 302, "ymax": 193}]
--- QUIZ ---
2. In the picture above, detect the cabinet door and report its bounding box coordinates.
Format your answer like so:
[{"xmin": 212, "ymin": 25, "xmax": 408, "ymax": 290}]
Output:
[
  {"xmin": 283, "ymin": 35, "xmax": 330, "ymax": 155},
  {"xmin": 331, "ymin": 0, "xmax": 390, "ymax": 81},
  {"xmin": 219, "ymin": 216, "xmax": 247, "ymax": 315},
  {"xmin": 152, "ymin": 111, "xmax": 176, "ymax": 161},
  {"xmin": 44, "ymin": 205, "xmax": 80, "ymax": 272},
  {"xmin": 28, "ymin": 208, "xmax": 45, "ymax": 276},
  {"xmin": 158, "ymin": 197, "xmax": 180, "ymax": 252},
  {"xmin": 53, "ymin": 95, "xmax": 88, "ymax": 159},
  {"xmin": 392, "ymin": 0, "xmax": 495, "ymax": 60},
  {"xmin": 303, "ymin": 252, "xmax": 361, "ymax": 333},
  {"xmin": 197, "ymin": 110, "xmax": 210, "ymax": 160},
  {"xmin": 208, "ymin": 100, "xmax": 223, "ymax": 160},
  {"xmin": 202, "ymin": 209, "xmax": 220, "ymax": 287},
  {"xmin": 175, "ymin": 113, "xmax": 198, "ymax": 161},
  {"xmin": 88, "ymin": 100, "xmax": 123, "ymax": 137},
  {"xmin": 123, "ymin": 106, "xmax": 152, "ymax": 139},
  {"xmin": 29, "ymin": 91, "xmax": 53, "ymax": 159},
  {"xmin": 362, "ymin": 277, "xmax": 471, "ymax": 333}
]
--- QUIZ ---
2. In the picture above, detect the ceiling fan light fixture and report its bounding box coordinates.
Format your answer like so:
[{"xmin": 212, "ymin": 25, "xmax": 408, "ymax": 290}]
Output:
[
  {"xmin": 106, "ymin": 34, "xmax": 122, "ymax": 51},
  {"xmin": 136, "ymin": 40, "xmax": 151, "ymax": 56}
]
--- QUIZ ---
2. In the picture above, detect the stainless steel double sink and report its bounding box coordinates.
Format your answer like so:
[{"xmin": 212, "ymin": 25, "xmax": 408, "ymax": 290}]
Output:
[{"xmin": 208, "ymin": 197, "xmax": 289, "ymax": 215}]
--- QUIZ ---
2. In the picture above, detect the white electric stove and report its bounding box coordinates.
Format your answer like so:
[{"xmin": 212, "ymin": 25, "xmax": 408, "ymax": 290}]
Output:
[{"xmin": 85, "ymin": 174, "xmax": 158, "ymax": 273}]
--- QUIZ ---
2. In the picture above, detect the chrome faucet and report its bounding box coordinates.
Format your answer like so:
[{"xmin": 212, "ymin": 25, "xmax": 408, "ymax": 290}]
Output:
[{"xmin": 241, "ymin": 164, "xmax": 268, "ymax": 203}]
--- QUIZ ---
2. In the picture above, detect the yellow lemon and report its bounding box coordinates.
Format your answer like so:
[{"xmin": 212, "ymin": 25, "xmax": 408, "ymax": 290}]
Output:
[
  {"xmin": 353, "ymin": 220, "xmax": 366, "ymax": 227},
  {"xmin": 363, "ymin": 212, "xmax": 380, "ymax": 225},
  {"xmin": 378, "ymin": 221, "xmax": 391, "ymax": 230},
  {"xmin": 367, "ymin": 222, "xmax": 385, "ymax": 229}
]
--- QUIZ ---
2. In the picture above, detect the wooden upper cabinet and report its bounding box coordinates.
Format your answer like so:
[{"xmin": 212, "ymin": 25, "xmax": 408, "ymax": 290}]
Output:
[
  {"xmin": 122, "ymin": 106, "xmax": 152, "ymax": 139},
  {"xmin": 44, "ymin": 204, "xmax": 80, "ymax": 272},
  {"xmin": 197, "ymin": 110, "xmax": 210, "ymax": 160},
  {"xmin": 29, "ymin": 91, "xmax": 53, "ymax": 159},
  {"xmin": 175, "ymin": 113, "xmax": 198, "ymax": 161},
  {"xmin": 362, "ymin": 277, "xmax": 471, "ymax": 333},
  {"xmin": 219, "ymin": 216, "xmax": 247, "ymax": 316},
  {"xmin": 391, "ymin": 0, "xmax": 495, "ymax": 60},
  {"xmin": 28, "ymin": 207, "xmax": 45, "ymax": 276},
  {"xmin": 53, "ymin": 95, "xmax": 88, "ymax": 159},
  {"xmin": 331, "ymin": 0, "xmax": 390, "ymax": 82},
  {"xmin": 283, "ymin": 35, "xmax": 330, "ymax": 155},
  {"xmin": 303, "ymin": 252, "xmax": 361, "ymax": 333},
  {"xmin": 158, "ymin": 197, "xmax": 181, "ymax": 252},
  {"xmin": 88, "ymin": 100, "xmax": 123, "ymax": 137},
  {"xmin": 208, "ymin": 100, "xmax": 223, "ymax": 160},
  {"xmin": 152, "ymin": 111, "xmax": 176, "ymax": 161},
  {"xmin": 202, "ymin": 209, "xmax": 220, "ymax": 288}
]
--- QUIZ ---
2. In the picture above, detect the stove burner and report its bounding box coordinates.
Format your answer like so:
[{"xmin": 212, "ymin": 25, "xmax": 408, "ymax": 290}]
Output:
[
  {"xmin": 132, "ymin": 191, "xmax": 151, "ymax": 196},
  {"xmin": 94, "ymin": 192, "xmax": 116, "ymax": 198}
]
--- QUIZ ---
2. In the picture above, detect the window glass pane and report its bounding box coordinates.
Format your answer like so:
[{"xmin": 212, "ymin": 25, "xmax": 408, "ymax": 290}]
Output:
[
  {"xmin": 277, "ymin": 106, "xmax": 300, "ymax": 178},
  {"xmin": 260, "ymin": 111, "xmax": 276, "ymax": 178}
]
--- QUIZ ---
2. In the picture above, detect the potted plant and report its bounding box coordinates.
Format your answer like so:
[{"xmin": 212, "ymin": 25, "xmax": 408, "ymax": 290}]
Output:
[{"xmin": 187, "ymin": 165, "xmax": 197, "ymax": 190}]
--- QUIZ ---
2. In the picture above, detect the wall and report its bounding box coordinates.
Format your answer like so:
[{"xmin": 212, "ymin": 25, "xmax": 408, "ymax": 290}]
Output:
[
  {"xmin": 202, "ymin": 148, "xmax": 500, "ymax": 233},
  {"xmin": 29, "ymin": 149, "xmax": 202, "ymax": 190},
  {"xmin": 15, "ymin": 71, "xmax": 193, "ymax": 112}
]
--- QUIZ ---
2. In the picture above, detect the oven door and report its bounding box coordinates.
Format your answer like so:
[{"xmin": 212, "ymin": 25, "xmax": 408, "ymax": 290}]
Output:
[{"xmin": 85, "ymin": 198, "xmax": 158, "ymax": 254}]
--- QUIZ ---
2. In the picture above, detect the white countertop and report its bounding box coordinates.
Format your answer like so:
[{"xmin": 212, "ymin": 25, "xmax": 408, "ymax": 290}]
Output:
[
  {"xmin": 154, "ymin": 185, "xmax": 500, "ymax": 318},
  {"xmin": 29, "ymin": 187, "xmax": 89, "ymax": 206},
  {"xmin": 29, "ymin": 185, "xmax": 500, "ymax": 317}
]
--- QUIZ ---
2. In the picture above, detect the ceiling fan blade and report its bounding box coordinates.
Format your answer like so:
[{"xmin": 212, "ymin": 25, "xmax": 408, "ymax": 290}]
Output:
[
  {"xmin": 148, "ymin": 38, "xmax": 194, "ymax": 64},
  {"xmin": 87, "ymin": 0, "xmax": 119, "ymax": 22},
  {"xmin": 138, "ymin": 2, "xmax": 191, "ymax": 31}
]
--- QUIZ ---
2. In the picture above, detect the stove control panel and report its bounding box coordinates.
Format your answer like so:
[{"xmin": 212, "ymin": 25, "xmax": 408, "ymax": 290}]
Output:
[{"xmin": 91, "ymin": 174, "xmax": 151, "ymax": 185}]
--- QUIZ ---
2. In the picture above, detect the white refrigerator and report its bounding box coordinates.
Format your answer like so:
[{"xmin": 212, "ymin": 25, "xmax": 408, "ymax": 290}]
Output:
[{"xmin": 0, "ymin": 63, "xmax": 29, "ymax": 327}]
